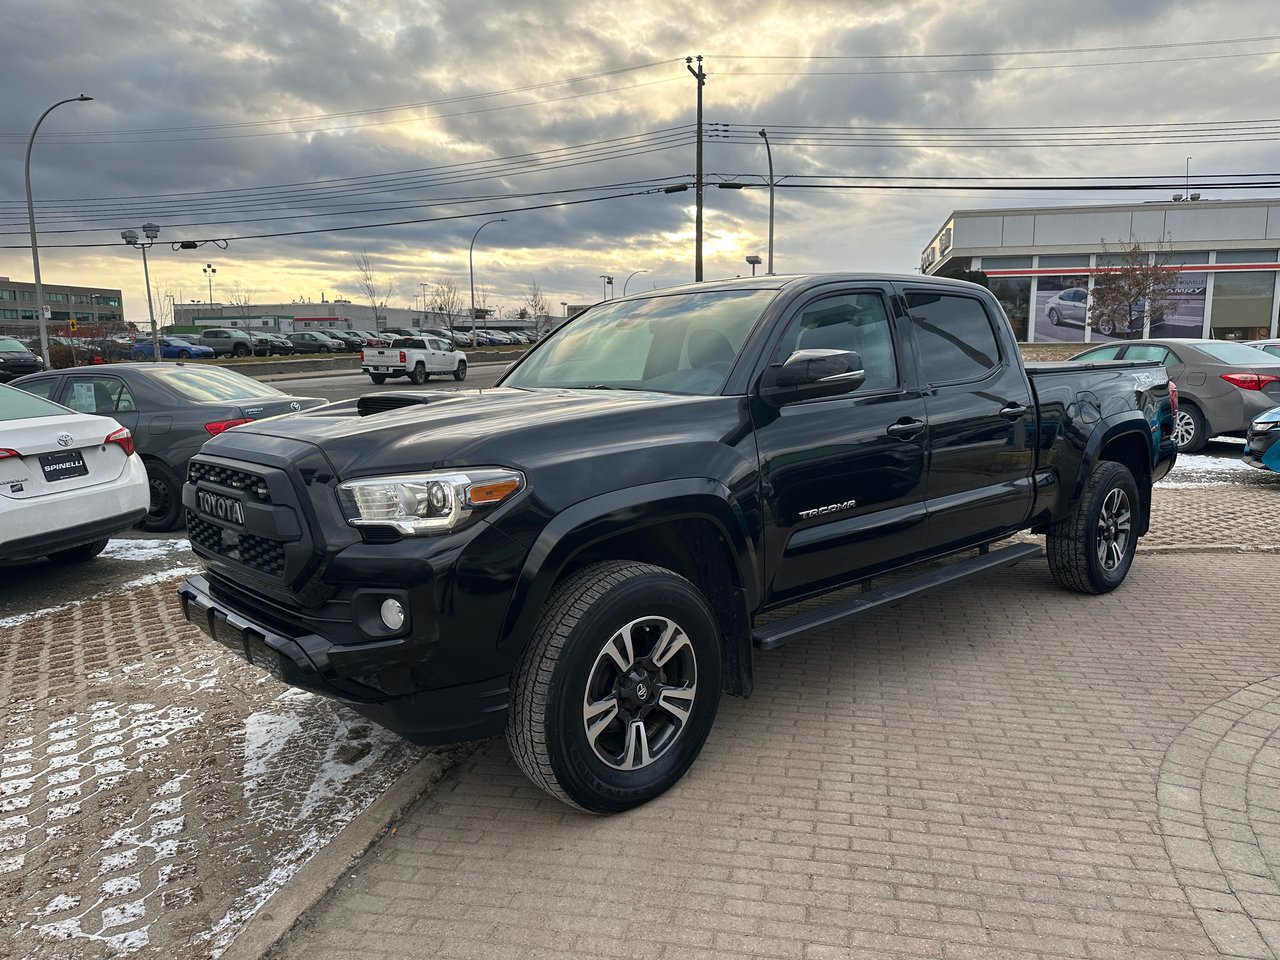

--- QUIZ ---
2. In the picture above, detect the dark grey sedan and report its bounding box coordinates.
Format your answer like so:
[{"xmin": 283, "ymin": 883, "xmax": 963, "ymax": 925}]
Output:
[
  {"xmin": 1071, "ymin": 339, "xmax": 1280, "ymax": 451},
  {"xmin": 10, "ymin": 363, "xmax": 324, "ymax": 530}
]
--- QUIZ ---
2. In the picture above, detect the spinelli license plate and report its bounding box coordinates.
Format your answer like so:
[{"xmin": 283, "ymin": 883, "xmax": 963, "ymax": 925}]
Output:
[
  {"xmin": 197, "ymin": 490, "xmax": 244, "ymax": 525},
  {"xmin": 39, "ymin": 450, "xmax": 88, "ymax": 481}
]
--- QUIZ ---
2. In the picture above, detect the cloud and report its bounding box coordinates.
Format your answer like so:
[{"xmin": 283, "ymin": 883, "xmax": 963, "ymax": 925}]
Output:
[{"xmin": 1, "ymin": 0, "xmax": 1279, "ymax": 317}]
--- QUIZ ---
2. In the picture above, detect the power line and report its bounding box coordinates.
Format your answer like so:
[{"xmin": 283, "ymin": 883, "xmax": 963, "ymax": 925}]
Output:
[{"xmin": 710, "ymin": 35, "xmax": 1280, "ymax": 60}]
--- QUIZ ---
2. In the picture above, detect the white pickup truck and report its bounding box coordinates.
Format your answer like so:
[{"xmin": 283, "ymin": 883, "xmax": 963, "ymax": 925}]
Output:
[{"xmin": 361, "ymin": 336, "xmax": 467, "ymax": 385}]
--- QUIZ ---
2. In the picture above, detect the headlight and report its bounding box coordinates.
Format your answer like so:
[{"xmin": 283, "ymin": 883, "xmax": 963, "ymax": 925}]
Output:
[
  {"xmin": 1252, "ymin": 420, "xmax": 1277, "ymax": 432},
  {"xmin": 337, "ymin": 468, "xmax": 524, "ymax": 535}
]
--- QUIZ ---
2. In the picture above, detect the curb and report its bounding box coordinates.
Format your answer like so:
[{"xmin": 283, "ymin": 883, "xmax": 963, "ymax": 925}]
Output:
[
  {"xmin": 1137, "ymin": 543, "xmax": 1280, "ymax": 554},
  {"xmin": 221, "ymin": 745, "xmax": 475, "ymax": 960}
]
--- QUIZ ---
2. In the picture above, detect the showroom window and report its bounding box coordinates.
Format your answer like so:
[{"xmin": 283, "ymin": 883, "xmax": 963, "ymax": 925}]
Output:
[
  {"xmin": 1211, "ymin": 271, "xmax": 1276, "ymax": 340},
  {"xmin": 1215, "ymin": 250, "xmax": 1278, "ymax": 264}
]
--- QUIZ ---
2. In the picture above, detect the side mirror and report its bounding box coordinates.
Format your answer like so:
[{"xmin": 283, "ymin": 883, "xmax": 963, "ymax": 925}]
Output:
[{"xmin": 759, "ymin": 348, "xmax": 866, "ymax": 405}]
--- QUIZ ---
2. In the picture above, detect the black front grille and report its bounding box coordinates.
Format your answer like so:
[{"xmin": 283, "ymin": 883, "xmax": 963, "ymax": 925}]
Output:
[
  {"xmin": 188, "ymin": 461, "xmax": 272, "ymax": 503},
  {"xmin": 188, "ymin": 512, "xmax": 286, "ymax": 577}
]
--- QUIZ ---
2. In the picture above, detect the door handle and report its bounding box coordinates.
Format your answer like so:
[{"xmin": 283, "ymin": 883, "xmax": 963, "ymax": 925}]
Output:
[
  {"xmin": 999, "ymin": 403, "xmax": 1029, "ymax": 421},
  {"xmin": 886, "ymin": 418, "xmax": 925, "ymax": 439}
]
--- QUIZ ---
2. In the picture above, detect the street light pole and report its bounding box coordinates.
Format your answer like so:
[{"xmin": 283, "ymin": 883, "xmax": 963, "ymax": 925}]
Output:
[
  {"xmin": 758, "ymin": 129, "xmax": 775, "ymax": 276},
  {"xmin": 25, "ymin": 94, "xmax": 92, "ymax": 366},
  {"xmin": 622, "ymin": 269, "xmax": 649, "ymax": 296},
  {"xmin": 420, "ymin": 281, "xmax": 430, "ymax": 327},
  {"xmin": 123, "ymin": 224, "xmax": 162, "ymax": 361},
  {"xmin": 204, "ymin": 263, "xmax": 216, "ymax": 311},
  {"xmin": 598, "ymin": 275, "xmax": 614, "ymax": 300},
  {"xmin": 469, "ymin": 218, "xmax": 506, "ymax": 340}
]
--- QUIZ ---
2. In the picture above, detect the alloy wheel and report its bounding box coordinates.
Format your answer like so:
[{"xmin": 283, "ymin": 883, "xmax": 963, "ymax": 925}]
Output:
[
  {"xmin": 582, "ymin": 616, "xmax": 698, "ymax": 770},
  {"xmin": 1095, "ymin": 487, "xmax": 1131, "ymax": 572},
  {"xmin": 1173, "ymin": 410, "xmax": 1196, "ymax": 448}
]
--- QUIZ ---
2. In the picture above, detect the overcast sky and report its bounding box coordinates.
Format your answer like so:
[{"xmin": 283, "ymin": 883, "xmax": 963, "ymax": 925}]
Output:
[{"xmin": 2, "ymin": 0, "xmax": 1280, "ymax": 323}]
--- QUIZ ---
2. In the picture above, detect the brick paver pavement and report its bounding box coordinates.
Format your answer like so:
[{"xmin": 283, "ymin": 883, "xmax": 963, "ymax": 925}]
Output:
[{"xmin": 270, "ymin": 483, "xmax": 1280, "ymax": 960}]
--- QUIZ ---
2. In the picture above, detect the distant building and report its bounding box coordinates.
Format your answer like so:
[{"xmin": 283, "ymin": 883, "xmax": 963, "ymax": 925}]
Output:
[
  {"xmin": 0, "ymin": 276, "xmax": 124, "ymax": 337},
  {"xmin": 172, "ymin": 300, "xmax": 538, "ymax": 334},
  {"xmin": 922, "ymin": 198, "xmax": 1280, "ymax": 343}
]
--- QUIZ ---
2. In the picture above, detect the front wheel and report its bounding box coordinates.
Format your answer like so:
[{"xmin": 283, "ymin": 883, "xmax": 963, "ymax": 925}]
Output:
[
  {"xmin": 1046, "ymin": 460, "xmax": 1140, "ymax": 594},
  {"xmin": 453, "ymin": 360, "xmax": 467, "ymax": 381},
  {"xmin": 507, "ymin": 561, "xmax": 722, "ymax": 813},
  {"xmin": 1048, "ymin": 308, "xmax": 1061, "ymax": 326}
]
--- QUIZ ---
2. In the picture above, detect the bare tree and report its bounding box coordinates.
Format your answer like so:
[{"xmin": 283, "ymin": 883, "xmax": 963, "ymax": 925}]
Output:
[
  {"xmin": 353, "ymin": 249, "xmax": 395, "ymax": 331},
  {"xmin": 228, "ymin": 282, "xmax": 257, "ymax": 327},
  {"xmin": 522, "ymin": 279, "xmax": 550, "ymax": 333},
  {"xmin": 1090, "ymin": 237, "xmax": 1177, "ymax": 338},
  {"xmin": 474, "ymin": 283, "xmax": 491, "ymax": 321},
  {"xmin": 427, "ymin": 277, "xmax": 464, "ymax": 336}
]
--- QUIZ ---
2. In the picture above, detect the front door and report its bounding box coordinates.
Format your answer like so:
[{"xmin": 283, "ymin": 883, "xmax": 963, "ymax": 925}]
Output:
[
  {"xmin": 899, "ymin": 287, "xmax": 1035, "ymax": 552},
  {"xmin": 752, "ymin": 286, "xmax": 929, "ymax": 606}
]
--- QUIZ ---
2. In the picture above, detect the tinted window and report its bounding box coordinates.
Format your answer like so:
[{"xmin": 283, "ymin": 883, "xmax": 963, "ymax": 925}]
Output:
[
  {"xmin": 1, "ymin": 382, "xmax": 66, "ymax": 419},
  {"xmin": 906, "ymin": 293, "xmax": 1001, "ymax": 384},
  {"xmin": 14, "ymin": 377, "xmax": 57, "ymax": 400},
  {"xmin": 148, "ymin": 366, "xmax": 286, "ymax": 401},
  {"xmin": 1074, "ymin": 345, "xmax": 1124, "ymax": 361},
  {"xmin": 1124, "ymin": 345, "xmax": 1173, "ymax": 365},
  {"xmin": 773, "ymin": 293, "xmax": 898, "ymax": 392}
]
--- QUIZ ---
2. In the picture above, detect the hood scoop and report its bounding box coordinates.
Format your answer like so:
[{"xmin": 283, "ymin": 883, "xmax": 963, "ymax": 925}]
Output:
[{"xmin": 357, "ymin": 391, "xmax": 456, "ymax": 417}]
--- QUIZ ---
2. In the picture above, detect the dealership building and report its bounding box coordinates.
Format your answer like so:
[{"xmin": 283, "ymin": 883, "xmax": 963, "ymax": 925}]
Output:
[{"xmin": 921, "ymin": 198, "xmax": 1280, "ymax": 345}]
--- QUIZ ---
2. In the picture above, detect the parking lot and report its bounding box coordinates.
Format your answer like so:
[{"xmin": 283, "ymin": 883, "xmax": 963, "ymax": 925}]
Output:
[{"xmin": 3, "ymin": 379, "xmax": 1279, "ymax": 958}]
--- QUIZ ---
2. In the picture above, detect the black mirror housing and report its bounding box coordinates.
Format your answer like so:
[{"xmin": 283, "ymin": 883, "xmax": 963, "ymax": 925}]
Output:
[{"xmin": 759, "ymin": 349, "xmax": 866, "ymax": 405}]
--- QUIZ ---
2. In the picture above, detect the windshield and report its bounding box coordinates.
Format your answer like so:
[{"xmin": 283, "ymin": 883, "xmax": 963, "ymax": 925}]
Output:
[
  {"xmin": 1200, "ymin": 341, "xmax": 1280, "ymax": 365},
  {"xmin": 149, "ymin": 365, "xmax": 287, "ymax": 401},
  {"xmin": 0, "ymin": 382, "xmax": 68, "ymax": 421},
  {"xmin": 0, "ymin": 337, "xmax": 28, "ymax": 352},
  {"xmin": 501, "ymin": 289, "xmax": 775, "ymax": 395}
]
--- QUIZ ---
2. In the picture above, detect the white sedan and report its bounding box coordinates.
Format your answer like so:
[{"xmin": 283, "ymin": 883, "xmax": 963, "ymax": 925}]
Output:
[{"xmin": 0, "ymin": 383, "xmax": 149, "ymax": 564}]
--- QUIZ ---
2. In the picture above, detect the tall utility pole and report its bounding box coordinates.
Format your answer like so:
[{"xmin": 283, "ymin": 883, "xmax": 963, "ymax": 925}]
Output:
[
  {"xmin": 686, "ymin": 56, "xmax": 705, "ymax": 282},
  {"xmin": 758, "ymin": 129, "xmax": 775, "ymax": 275}
]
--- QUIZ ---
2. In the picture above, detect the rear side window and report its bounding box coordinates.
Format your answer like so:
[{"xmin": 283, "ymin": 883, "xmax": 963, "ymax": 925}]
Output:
[
  {"xmin": 14, "ymin": 377, "xmax": 57, "ymax": 400},
  {"xmin": 906, "ymin": 292, "xmax": 1001, "ymax": 384},
  {"xmin": 1075, "ymin": 345, "xmax": 1124, "ymax": 361}
]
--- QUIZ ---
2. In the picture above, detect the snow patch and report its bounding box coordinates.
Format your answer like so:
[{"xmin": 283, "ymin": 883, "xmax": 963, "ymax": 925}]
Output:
[{"xmin": 100, "ymin": 538, "xmax": 192, "ymax": 562}]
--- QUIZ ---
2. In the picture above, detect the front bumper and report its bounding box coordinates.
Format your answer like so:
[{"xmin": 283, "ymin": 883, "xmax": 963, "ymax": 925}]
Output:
[
  {"xmin": 178, "ymin": 573, "xmax": 510, "ymax": 744},
  {"xmin": 1244, "ymin": 427, "xmax": 1279, "ymax": 471}
]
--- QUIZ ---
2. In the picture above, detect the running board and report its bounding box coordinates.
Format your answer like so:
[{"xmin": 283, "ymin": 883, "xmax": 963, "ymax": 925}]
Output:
[{"xmin": 751, "ymin": 542, "xmax": 1044, "ymax": 651}]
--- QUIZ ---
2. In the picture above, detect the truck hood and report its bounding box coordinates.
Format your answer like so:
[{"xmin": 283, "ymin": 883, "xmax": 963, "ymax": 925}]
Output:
[{"xmin": 214, "ymin": 387, "xmax": 743, "ymax": 480}]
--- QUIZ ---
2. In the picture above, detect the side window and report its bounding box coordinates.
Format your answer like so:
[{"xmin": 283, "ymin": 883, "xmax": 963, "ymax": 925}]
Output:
[
  {"xmin": 1076, "ymin": 345, "xmax": 1123, "ymax": 361},
  {"xmin": 1125, "ymin": 345, "xmax": 1172, "ymax": 365},
  {"xmin": 906, "ymin": 292, "xmax": 1002, "ymax": 385},
  {"xmin": 18, "ymin": 378, "xmax": 57, "ymax": 400},
  {"xmin": 64, "ymin": 377, "xmax": 134, "ymax": 415},
  {"xmin": 772, "ymin": 293, "xmax": 898, "ymax": 393},
  {"xmin": 429, "ymin": 339, "xmax": 446, "ymax": 350}
]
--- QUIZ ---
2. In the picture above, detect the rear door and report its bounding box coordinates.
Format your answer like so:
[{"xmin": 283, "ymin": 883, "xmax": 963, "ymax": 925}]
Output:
[
  {"xmin": 899, "ymin": 286, "xmax": 1035, "ymax": 552},
  {"xmin": 752, "ymin": 284, "xmax": 929, "ymax": 604},
  {"xmin": 58, "ymin": 374, "xmax": 141, "ymax": 438}
]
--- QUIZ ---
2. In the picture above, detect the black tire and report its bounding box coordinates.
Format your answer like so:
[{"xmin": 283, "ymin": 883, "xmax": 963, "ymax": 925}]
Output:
[
  {"xmin": 453, "ymin": 360, "xmax": 467, "ymax": 382},
  {"xmin": 507, "ymin": 561, "xmax": 722, "ymax": 813},
  {"xmin": 369, "ymin": 373, "xmax": 387, "ymax": 385},
  {"xmin": 1046, "ymin": 460, "xmax": 1140, "ymax": 595},
  {"xmin": 138, "ymin": 460, "xmax": 183, "ymax": 532},
  {"xmin": 47, "ymin": 538, "xmax": 108, "ymax": 564},
  {"xmin": 132, "ymin": 351, "xmax": 147, "ymax": 361},
  {"xmin": 232, "ymin": 345, "xmax": 250, "ymax": 357},
  {"xmin": 1047, "ymin": 308, "xmax": 1061, "ymax": 325},
  {"xmin": 1173, "ymin": 403, "xmax": 1208, "ymax": 453},
  {"xmin": 177, "ymin": 349, "xmax": 191, "ymax": 359},
  {"xmin": 410, "ymin": 362, "xmax": 428, "ymax": 385}
]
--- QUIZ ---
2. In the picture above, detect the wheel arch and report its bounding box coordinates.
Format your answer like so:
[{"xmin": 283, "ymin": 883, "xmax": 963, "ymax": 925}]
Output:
[
  {"xmin": 1082, "ymin": 417, "xmax": 1156, "ymax": 537},
  {"xmin": 498, "ymin": 480, "xmax": 759, "ymax": 698}
]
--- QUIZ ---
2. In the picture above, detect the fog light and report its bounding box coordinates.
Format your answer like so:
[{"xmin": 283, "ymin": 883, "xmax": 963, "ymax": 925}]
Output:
[{"xmin": 380, "ymin": 598, "xmax": 405, "ymax": 630}]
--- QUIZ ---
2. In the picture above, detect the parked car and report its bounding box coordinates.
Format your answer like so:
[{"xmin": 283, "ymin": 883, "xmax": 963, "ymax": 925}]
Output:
[
  {"xmin": 324, "ymin": 330, "xmax": 366, "ymax": 352},
  {"xmin": 1045, "ymin": 288, "xmax": 1164, "ymax": 337},
  {"xmin": 249, "ymin": 332, "xmax": 296, "ymax": 356},
  {"xmin": 451, "ymin": 330, "xmax": 474, "ymax": 347},
  {"xmin": 1071, "ymin": 338, "xmax": 1280, "ymax": 451},
  {"xmin": 0, "ymin": 382, "xmax": 148, "ymax": 563},
  {"xmin": 380, "ymin": 327, "xmax": 417, "ymax": 341},
  {"xmin": 360, "ymin": 335, "xmax": 467, "ymax": 384},
  {"xmin": 197, "ymin": 328, "xmax": 255, "ymax": 357},
  {"xmin": 1243, "ymin": 404, "xmax": 1280, "ymax": 472},
  {"xmin": 130, "ymin": 337, "xmax": 216, "ymax": 361},
  {"xmin": 0, "ymin": 336, "xmax": 43, "ymax": 383},
  {"xmin": 1247, "ymin": 339, "xmax": 1280, "ymax": 361},
  {"xmin": 286, "ymin": 331, "xmax": 345, "ymax": 354},
  {"xmin": 10, "ymin": 364, "xmax": 324, "ymax": 531},
  {"xmin": 422, "ymin": 327, "xmax": 459, "ymax": 347},
  {"xmin": 346, "ymin": 330, "xmax": 384, "ymax": 347},
  {"xmin": 181, "ymin": 273, "xmax": 1176, "ymax": 813}
]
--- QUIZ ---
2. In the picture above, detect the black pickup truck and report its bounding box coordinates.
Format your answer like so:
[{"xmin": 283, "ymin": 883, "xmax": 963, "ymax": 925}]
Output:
[{"xmin": 178, "ymin": 274, "xmax": 1177, "ymax": 812}]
